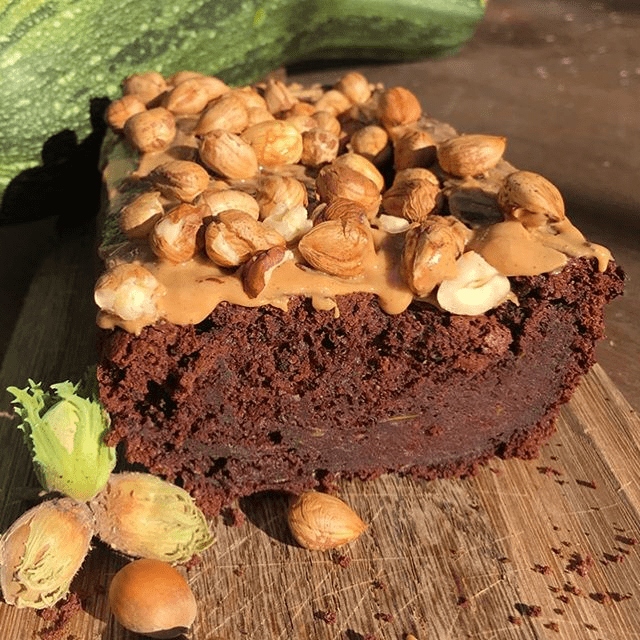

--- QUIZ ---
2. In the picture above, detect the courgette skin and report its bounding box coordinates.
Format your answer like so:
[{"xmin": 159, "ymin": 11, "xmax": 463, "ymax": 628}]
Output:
[{"xmin": 0, "ymin": 0, "xmax": 485, "ymax": 202}]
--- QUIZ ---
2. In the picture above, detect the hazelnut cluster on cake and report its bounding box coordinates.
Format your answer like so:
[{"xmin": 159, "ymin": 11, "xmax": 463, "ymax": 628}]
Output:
[{"xmin": 95, "ymin": 70, "xmax": 624, "ymax": 516}]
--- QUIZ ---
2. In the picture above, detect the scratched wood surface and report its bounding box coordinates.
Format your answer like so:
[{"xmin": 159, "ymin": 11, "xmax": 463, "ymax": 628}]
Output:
[{"xmin": 1, "ymin": 195, "xmax": 640, "ymax": 640}]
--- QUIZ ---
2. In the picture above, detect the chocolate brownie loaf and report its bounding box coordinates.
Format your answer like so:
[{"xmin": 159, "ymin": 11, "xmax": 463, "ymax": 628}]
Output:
[{"xmin": 95, "ymin": 71, "xmax": 624, "ymax": 515}]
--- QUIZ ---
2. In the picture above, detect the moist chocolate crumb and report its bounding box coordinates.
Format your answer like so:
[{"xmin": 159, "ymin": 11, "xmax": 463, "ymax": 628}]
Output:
[
  {"xmin": 515, "ymin": 603, "xmax": 542, "ymax": 617},
  {"xmin": 558, "ymin": 595, "xmax": 570, "ymax": 604},
  {"xmin": 533, "ymin": 564, "xmax": 552, "ymax": 575},
  {"xmin": 372, "ymin": 579, "xmax": 387, "ymax": 591},
  {"xmin": 590, "ymin": 592, "xmax": 612, "ymax": 606},
  {"xmin": 363, "ymin": 635, "xmax": 377, "ymax": 640},
  {"xmin": 457, "ymin": 596, "xmax": 470, "ymax": 608},
  {"xmin": 314, "ymin": 610, "xmax": 337, "ymax": 624},
  {"xmin": 608, "ymin": 592, "xmax": 632, "ymax": 602},
  {"xmin": 544, "ymin": 621, "xmax": 560, "ymax": 632},
  {"xmin": 614, "ymin": 535, "xmax": 638, "ymax": 546},
  {"xmin": 603, "ymin": 552, "xmax": 625, "ymax": 564},
  {"xmin": 374, "ymin": 612, "xmax": 394, "ymax": 622},
  {"xmin": 564, "ymin": 582, "xmax": 584, "ymax": 597},
  {"xmin": 508, "ymin": 615, "xmax": 522, "ymax": 625},
  {"xmin": 221, "ymin": 505, "xmax": 246, "ymax": 527},
  {"xmin": 566, "ymin": 552, "xmax": 594, "ymax": 576},
  {"xmin": 37, "ymin": 593, "xmax": 82, "ymax": 640},
  {"xmin": 332, "ymin": 553, "xmax": 352, "ymax": 568}
]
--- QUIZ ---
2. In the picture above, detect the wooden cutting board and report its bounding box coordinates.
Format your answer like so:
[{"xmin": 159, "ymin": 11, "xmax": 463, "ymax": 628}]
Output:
[{"xmin": 1, "ymin": 226, "xmax": 640, "ymax": 640}]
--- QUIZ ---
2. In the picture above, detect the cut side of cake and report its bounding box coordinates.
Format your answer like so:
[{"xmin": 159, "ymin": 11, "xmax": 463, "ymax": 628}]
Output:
[{"xmin": 95, "ymin": 71, "xmax": 624, "ymax": 515}]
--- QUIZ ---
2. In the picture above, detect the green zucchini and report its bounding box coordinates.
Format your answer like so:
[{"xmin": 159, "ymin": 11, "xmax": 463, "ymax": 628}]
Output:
[{"xmin": 0, "ymin": 0, "xmax": 485, "ymax": 206}]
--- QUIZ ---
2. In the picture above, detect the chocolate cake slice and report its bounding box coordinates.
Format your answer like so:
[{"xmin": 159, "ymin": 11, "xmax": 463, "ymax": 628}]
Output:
[{"xmin": 95, "ymin": 71, "xmax": 624, "ymax": 515}]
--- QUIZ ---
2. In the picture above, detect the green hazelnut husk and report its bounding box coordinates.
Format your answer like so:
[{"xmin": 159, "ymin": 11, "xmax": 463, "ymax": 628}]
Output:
[
  {"xmin": 90, "ymin": 472, "xmax": 215, "ymax": 563},
  {"xmin": 0, "ymin": 498, "xmax": 94, "ymax": 609},
  {"xmin": 7, "ymin": 378, "xmax": 116, "ymax": 501}
]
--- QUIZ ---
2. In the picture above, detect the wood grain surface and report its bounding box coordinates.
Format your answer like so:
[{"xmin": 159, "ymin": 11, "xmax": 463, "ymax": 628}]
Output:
[
  {"xmin": 1, "ymin": 196, "xmax": 640, "ymax": 640},
  {"xmin": 1, "ymin": 2, "xmax": 639, "ymax": 639}
]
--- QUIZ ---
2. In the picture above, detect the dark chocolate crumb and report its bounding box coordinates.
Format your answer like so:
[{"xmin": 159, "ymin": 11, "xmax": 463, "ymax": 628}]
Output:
[
  {"xmin": 576, "ymin": 479, "xmax": 598, "ymax": 489},
  {"xmin": 37, "ymin": 593, "xmax": 82, "ymax": 640},
  {"xmin": 551, "ymin": 547, "xmax": 563, "ymax": 556},
  {"xmin": 608, "ymin": 591, "xmax": 632, "ymax": 602},
  {"xmin": 558, "ymin": 595, "xmax": 570, "ymax": 604},
  {"xmin": 515, "ymin": 603, "xmax": 542, "ymax": 617},
  {"xmin": 498, "ymin": 556, "xmax": 510, "ymax": 563},
  {"xmin": 553, "ymin": 608, "xmax": 565, "ymax": 615},
  {"xmin": 314, "ymin": 610, "xmax": 337, "ymax": 624},
  {"xmin": 374, "ymin": 612, "xmax": 394, "ymax": 623},
  {"xmin": 590, "ymin": 592, "xmax": 612, "ymax": 606},
  {"xmin": 457, "ymin": 596, "xmax": 470, "ymax": 608},
  {"xmin": 544, "ymin": 621, "xmax": 560, "ymax": 632},
  {"xmin": 585, "ymin": 623, "xmax": 598, "ymax": 631},
  {"xmin": 221, "ymin": 505, "xmax": 246, "ymax": 527},
  {"xmin": 372, "ymin": 579, "xmax": 387, "ymax": 591},
  {"xmin": 332, "ymin": 553, "xmax": 352, "ymax": 568},
  {"xmin": 615, "ymin": 535, "xmax": 638, "ymax": 546},
  {"xmin": 233, "ymin": 565, "xmax": 245, "ymax": 577},
  {"xmin": 508, "ymin": 615, "xmax": 522, "ymax": 626},
  {"xmin": 533, "ymin": 564, "xmax": 552, "ymax": 575},
  {"xmin": 363, "ymin": 635, "xmax": 377, "ymax": 640},
  {"xmin": 603, "ymin": 552, "xmax": 625, "ymax": 564},
  {"xmin": 566, "ymin": 552, "xmax": 594, "ymax": 576},
  {"xmin": 564, "ymin": 582, "xmax": 584, "ymax": 596}
]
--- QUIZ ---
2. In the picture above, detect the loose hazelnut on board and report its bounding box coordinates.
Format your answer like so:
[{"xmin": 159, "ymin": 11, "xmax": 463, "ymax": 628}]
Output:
[
  {"xmin": 437, "ymin": 134, "xmax": 507, "ymax": 177},
  {"xmin": 94, "ymin": 263, "xmax": 167, "ymax": 323},
  {"xmin": 437, "ymin": 251, "xmax": 511, "ymax": 315},
  {"xmin": 377, "ymin": 86, "xmax": 422, "ymax": 130},
  {"xmin": 298, "ymin": 218, "xmax": 373, "ymax": 277},
  {"xmin": 124, "ymin": 107, "xmax": 176, "ymax": 153},
  {"xmin": 122, "ymin": 71, "xmax": 168, "ymax": 106},
  {"xmin": 401, "ymin": 216, "xmax": 469, "ymax": 297},
  {"xmin": 199, "ymin": 130, "xmax": 259, "ymax": 180},
  {"xmin": 241, "ymin": 120, "xmax": 303, "ymax": 166},
  {"xmin": 149, "ymin": 203, "xmax": 207, "ymax": 263},
  {"xmin": 119, "ymin": 191, "xmax": 165, "ymax": 239},
  {"xmin": 287, "ymin": 491, "xmax": 367, "ymax": 551},
  {"xmin": 149, "ymin": 160, "xmax": 210, "ymax": 203},
  {"xmin": 497, "ymin": 170, "xmax": 566, "ymax": 228},
  {"xmin": 106, "ymin": 95, "xmax": 146, "ymax": 131},
  {"xmin": 109, "ymin": 559, "xmax": 197, "ymax": 639}
]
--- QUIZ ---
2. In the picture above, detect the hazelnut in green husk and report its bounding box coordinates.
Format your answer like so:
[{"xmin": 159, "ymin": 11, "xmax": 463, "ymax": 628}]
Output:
[
  {"xmin": 90, "ymin": 472, "xmax": 215, "ymax": 563},
  {"xmin": 0, "ymin": 498, "xmax": 94, "ymax": 609},
  {"xmin": 7, "ymin": 378, "xmax": 116, "ymax": 501}
]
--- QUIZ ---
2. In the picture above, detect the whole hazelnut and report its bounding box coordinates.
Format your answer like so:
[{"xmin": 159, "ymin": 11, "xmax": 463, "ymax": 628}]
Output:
[{"xmin": 109, "ymin": 559, "xmax": 197, "ymax": 639}]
